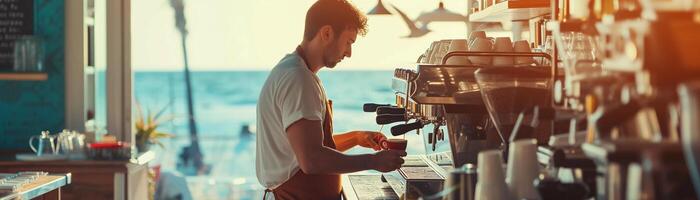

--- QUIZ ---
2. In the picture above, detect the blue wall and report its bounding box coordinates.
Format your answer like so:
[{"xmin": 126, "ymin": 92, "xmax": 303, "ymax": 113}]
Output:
[{"xmin": 0, "ymin": 0, "xmax": 65, "ymax": 151}]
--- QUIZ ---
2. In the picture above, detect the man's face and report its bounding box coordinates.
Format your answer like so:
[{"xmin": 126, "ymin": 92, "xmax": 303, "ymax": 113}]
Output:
[{"xmin": 322, "ymin": 28, "xmax": 357, "ymax": 68}]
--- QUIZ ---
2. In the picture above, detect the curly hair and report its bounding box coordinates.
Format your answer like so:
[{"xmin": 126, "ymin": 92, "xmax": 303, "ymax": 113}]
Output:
[{"xmin": 303, "ymin": 0, "xmax": 368, "ymax": 41}]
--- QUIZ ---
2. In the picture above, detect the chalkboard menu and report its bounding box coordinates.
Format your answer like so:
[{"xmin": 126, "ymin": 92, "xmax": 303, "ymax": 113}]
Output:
[{"xmin": 0, "ymin": 0, "xmax": 33, "ymax": 71}]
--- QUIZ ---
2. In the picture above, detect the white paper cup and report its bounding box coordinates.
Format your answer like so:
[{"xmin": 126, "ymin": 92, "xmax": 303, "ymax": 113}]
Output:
[
  {"xmin": 475, "ymin": 150, "xmax": 512, "ymax": 200},
  {"xmin": 513, "ymin": 40, "xmax": 536, "ymax": 66},
  {"xmin": 492, "ymin": 37, "xmax": 514, "ymax": 66},
  {"xmin": 468, "ymin": 38, "xmax": 493, "ymax": 66},
  {"xmin": 506, "ymin": 139, "xmax": 541, "ymax": 200}
]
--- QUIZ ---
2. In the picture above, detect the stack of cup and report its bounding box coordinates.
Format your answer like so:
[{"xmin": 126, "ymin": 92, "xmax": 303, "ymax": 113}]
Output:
[
  {"xmin": 492, "ymin": 37, "xmax": 514, "ymax": 66},
  {"xmin": 445, "ymin": 39, "xmax": 470, "ymax": 65},
  {"xmin": 468, "ymin": 31, "xmax": 487, "ymax": 45},
  {"xmin": 475, "ymin": 150, "xmax": 512, "ymax": 200},
  {"xmin": 506, "ymin": 139, "xmax": 542, "ymax": 200},
  {"xmin": 513, "ymin": 40, "xmax": 536, "ymax": 66},
  {"xmin": 463, "ymin": 30, "xmax": 537, "ymax": 67},
  {"xmin": 434, "ymin": 40, "xmax": 453, "ymax": 64},
  {"xmin": 468, "ymin": 31, "xmax": 492, "ymax": 66},
  {"xmin": 425, "ymin": 41, "xmax": 439, "ymax": 64}
]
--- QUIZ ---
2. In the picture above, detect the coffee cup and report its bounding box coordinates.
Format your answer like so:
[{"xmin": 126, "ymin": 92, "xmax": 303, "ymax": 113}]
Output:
[
  {"xmin": 468, "ymin": 37, "xmax": 493, "ymax": 66},
  {"xmin": 493, "ymin": 37, "xmax": 514, "ymax": 66},
  {"xmin": 381, "ymin": 138, "xmax": 408, "ymax": 151},
  {"xmin": 446, "ymin": 39, "xmax": 470, "ymax": 65},
  {"xmin": 468, "ymin": 31, "xmax": 487, "ymax": 45},
  {"xmin": 424, "ymin": 41, "xmax": 439, "ymax": 64},
  {"xmin": 513, "ymin": 40, "xmax": 536, "ymax": 66},
  {"xmin": 430, "ymin": 40, "xmax": 453, "ymax": 64}
]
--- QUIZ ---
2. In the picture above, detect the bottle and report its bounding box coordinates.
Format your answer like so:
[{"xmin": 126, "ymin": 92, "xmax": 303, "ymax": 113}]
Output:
[
  {"xmin": 593, "ymin": 0, "xmax": 617, "ymax": 21},
  {"xmin": 570, "ymin": 0, "xmax": 591, "ymax": 20}
]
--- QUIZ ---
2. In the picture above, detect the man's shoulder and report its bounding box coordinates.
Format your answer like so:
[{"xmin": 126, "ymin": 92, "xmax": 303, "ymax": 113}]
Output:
[
  {"xmin": 271, "ymin": 53, "xmax": 313, "ymax": 82},
  {"xmin": 274, "ymin": 53, "xmax": 305, "ymax": 71}
]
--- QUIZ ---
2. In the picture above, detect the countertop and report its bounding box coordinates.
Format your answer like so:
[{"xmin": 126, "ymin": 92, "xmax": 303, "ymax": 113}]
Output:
[
  {"xmin": 0, "ymin": 151, "xmax": 155, "ymax": 170},
  {"xmin": 341, "ymin": 172, "xmax": 402, "ymax": 200},
  {"xmin": 0, "ymin": 173, "xmax": 71, "ymax": 200}
]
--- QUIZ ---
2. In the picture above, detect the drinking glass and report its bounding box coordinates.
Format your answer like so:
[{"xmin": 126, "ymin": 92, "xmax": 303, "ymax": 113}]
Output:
[{"xmin": 13, "ymin": 36, "xmax": 44, "ymax": 72}]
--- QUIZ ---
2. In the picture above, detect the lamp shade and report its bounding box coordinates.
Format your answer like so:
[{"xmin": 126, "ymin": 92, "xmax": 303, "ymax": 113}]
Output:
[
  {"xmin": 368, "ymin": 0, "xmax": 392, "ymax": 15},
  {"xmin": 415, "ymin": 1, "xmax": 467, "ymax": 24}
]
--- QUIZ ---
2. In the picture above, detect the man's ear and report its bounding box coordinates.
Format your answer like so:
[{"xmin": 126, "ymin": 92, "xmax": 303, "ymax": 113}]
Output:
[{"xmin": 320, "ymin": 25, "xmax": 335, "ymax": 43}]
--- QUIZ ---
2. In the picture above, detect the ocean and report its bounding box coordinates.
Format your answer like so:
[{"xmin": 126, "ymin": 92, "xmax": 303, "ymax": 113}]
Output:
[{"xmin": 134, "ymin": 70, "xmax": 426, "ymax": 199}]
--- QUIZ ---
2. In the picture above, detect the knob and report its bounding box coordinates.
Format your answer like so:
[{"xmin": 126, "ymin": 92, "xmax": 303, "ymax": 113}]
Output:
[
  {"xmin": 376, "ymin": 107, "xmax": 406, "ymax": 115},
  {"xmin": 364, "ymin": 103, "xmax": 392, "ymax": 112},
  {"xmin": 376, "ymin": 114, "xmax": 408, "ymax": 125},
  {"xmin": 391, "ymin": 121, "xmax": 424, "ymax": 136}
]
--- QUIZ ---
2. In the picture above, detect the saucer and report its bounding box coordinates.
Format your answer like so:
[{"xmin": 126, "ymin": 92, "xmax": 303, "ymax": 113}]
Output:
[{"xmin": 15, "ymin": 153, "xmax": 68, "ymax": 161}]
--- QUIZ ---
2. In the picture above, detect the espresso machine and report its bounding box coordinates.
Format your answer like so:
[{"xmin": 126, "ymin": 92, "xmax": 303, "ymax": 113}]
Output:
[
  {"xmin": 364, "ymin": 63, "xmax": 494, "ymax": 199},
  {"xmin": 546, "ymin": 2, "xmax": 700, "ymax": 199},
  {"xmin": 360, "ymin": 47, "xmax": 556, "ymax": 199}
]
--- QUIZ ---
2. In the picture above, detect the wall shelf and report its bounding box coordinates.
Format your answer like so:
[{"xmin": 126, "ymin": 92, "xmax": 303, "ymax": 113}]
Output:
[
  {"xmin": 469, "ymin": 0, "xmax": 550, "ymax": 22},
  {"xmin": 0, "ymin": 72, "xmax": 48, "ymax": 81}
]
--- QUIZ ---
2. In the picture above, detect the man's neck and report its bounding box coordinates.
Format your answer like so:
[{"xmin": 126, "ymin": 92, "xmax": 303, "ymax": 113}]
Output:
[{"xmin": 298, "ymin": 42, "xmax": 323, "ymax": 74}]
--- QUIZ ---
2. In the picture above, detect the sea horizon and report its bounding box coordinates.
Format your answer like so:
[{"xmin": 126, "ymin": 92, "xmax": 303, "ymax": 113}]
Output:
[{"xmin": 132, "ymin": 68, "xmax": 396, "ymax": 72}]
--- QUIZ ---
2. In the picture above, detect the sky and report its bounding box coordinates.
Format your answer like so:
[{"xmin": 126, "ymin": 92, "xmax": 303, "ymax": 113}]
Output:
[{"xmin": 131, "ymin": 0, "xmax": 474, "ymax": 71}]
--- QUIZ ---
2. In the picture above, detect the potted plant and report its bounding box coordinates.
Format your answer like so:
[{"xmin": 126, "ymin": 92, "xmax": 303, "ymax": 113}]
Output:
[{"xmin": 135, "ymin": 102, "xmax": 175, "ymax": 153}]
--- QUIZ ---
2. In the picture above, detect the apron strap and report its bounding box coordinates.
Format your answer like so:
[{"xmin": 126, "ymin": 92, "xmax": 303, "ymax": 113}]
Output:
[{"xmin": 263, "ymin": 189, "xmax": 272, "ymax": 200}]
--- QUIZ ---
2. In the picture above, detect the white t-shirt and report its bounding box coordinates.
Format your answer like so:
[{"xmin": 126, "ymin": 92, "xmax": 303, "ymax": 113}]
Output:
[{"xmin": 255, "ymin": 51, "xmax": 328, "ymax": 189}]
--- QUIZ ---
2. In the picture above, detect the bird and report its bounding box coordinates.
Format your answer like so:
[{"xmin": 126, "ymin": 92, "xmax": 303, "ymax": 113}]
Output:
[{"xmin": 391, "ymin": 5, "xmax": 430, "ymax": 38}]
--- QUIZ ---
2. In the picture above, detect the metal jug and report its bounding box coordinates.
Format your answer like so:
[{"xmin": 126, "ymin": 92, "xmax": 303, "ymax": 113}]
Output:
[
  {"xmin": 57, "ymin": 129, "xmax": 86, "ymax": 155},
  {"xmin": 29, "ymin": 131, "xmax": 57, "ymax": 156}
]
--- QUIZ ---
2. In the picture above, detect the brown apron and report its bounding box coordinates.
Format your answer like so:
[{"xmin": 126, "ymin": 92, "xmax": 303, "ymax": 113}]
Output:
[{"xmin": 269, "ymin": 100, "xmax": 342, "ymax": 200}]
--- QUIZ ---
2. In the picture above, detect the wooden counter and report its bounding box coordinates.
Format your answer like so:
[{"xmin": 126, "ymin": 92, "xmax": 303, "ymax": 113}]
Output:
[
  {"xmin": 341, "ymin": 173, "xmax": 401, "ymax": 200},
  {"xmin": 0, "ymin": 174, "xmax": 71, "ymax": 200},
  {"xmin": 0, "ymin": 151, "xmax": 154, "ymax": 200}
]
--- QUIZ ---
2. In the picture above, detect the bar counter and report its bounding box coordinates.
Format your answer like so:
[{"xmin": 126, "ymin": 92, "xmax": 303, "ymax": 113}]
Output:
[{"xmin": 0, "ymin": 151, "xmax": 154, "ymax": 200}]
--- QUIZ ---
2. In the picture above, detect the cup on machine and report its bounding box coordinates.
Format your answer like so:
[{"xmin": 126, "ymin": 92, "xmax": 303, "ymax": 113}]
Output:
[
  {"xmin": 513, "ymin": 40, "xmax": 536, "ymax": 66},
  {"xmin": 445, "ymin": 39, "xmax": 470, "ymax": 65},
  {"xmin": 425, "ymin": 41, "xmax": 439, "ymax": 64},
  {"xmin": 431, "ymin": 40, "xmax": 453, "ymax": 64},
  {"xmin": 492, "ymin": 37, "xmax": 514, "ymax": 66},
  {"xmin": 468, "ymin": 31, "xmax": 487, "ymax": 45},
  {"xmin": 468, "ymin": 38, "xmax": 493, "ymax": 66}
]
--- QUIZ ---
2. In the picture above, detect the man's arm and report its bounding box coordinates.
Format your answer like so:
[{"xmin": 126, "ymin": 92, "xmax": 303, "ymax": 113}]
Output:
[
  {"xmin": 286, "ymin": 119, "xmax": 405, "ymax": 174},
  {"xmin": 333, "ymin": 131, "xmax": 384, "ymax": 152},
  {"xmin": 332, "ymin": 132, "xmax": 358, "ymax": 152}
]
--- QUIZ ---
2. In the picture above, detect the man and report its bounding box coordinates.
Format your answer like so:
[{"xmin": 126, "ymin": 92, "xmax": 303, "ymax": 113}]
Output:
[{"xmin": 255, "ymin": 0, "xmax": 406, "ymax": 199}]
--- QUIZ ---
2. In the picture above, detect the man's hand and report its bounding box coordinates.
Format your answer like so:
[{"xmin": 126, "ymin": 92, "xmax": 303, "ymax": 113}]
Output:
[
  {"xmin": 287, "ymin": 119, "xmax": 387, "ymax": 174},
  {"xmin": 371, "ymin": 150, "xmax": 406, "ymax": 172},
  {"xmin": 352, "ymin": 131, "xmax": 386, "ymax": 151}
]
